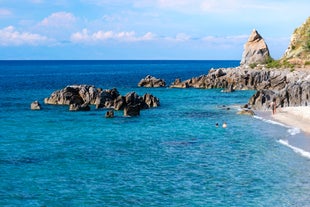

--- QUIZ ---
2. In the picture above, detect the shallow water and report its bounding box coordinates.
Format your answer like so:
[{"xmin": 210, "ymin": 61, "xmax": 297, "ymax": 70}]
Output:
[{"xmin": 1, "ymin": 60, "xmax": 310, "ymax": 206}]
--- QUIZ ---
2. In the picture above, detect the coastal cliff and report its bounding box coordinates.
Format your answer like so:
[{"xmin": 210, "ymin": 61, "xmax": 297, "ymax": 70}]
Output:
[
  {"xmin": 282, "ymin": 17, "xmax": 310, "ymax": 66},
  {"xmin": 170, "ymin": 17, "xmax": 310, "ymax": 110}
]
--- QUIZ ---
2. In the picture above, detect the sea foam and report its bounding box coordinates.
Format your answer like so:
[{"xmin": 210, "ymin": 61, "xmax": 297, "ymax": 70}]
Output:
[
  {"xmin": 253, "ymin": 115, "xmax": 301, "ymax": 136},
  {"xmin": 278, "ymin": 139, "xmax": 310, "ymax": 159}
]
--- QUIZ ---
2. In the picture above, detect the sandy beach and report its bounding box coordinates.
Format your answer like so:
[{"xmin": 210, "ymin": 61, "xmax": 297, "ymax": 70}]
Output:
[{"xmin": 272, "ymin": 106, "xmax": 310, "ymax": 135}]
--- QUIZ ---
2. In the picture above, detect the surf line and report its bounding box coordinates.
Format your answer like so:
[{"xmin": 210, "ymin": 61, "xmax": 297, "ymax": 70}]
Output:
[{"xmin": 278, "ymin": 139, "xmax": 310, "ymax": 159}]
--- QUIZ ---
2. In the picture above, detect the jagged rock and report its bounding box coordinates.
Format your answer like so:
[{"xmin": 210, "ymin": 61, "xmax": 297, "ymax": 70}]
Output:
[
  {"xmin": 95, "ymin": 88, "xmax": 120, "ymax": 109},
  {"xmin": 142, "ymin": 93, "xmax": 160, "ymax": 109},
  {"xmin": 240, "ymin": 29, "xmax": 271, "ymax": 65},
  {"xmin": 30, "ymin": 101, "xmax": 41, "ymax": 110},
  {"xmin": 237, "ymin": 109, "xmax": 255, "ymax": 116},
  {"xmin": 138, "ymin": 75, "xmax": 166, "ymax": 87},
  {"xmin": 114, "ymin": 95, "xmax": 126, "ymax": 110},
  {"xmin": 44, "ymin": 85, "xmax": 100, "ymax": 105},
  {"xmin": 69, "ymin": 103, "xmax": 90, "ymax": 111},
  {"xmin": 170, "ymin": 78, "xmax": 189, "ymax": 88},
  {"xmin": 45, "ymin": 85, "xmax": 160, "ymax": 113},
  {"xmin": 124, "ymin": 104, "xmax": 140, "ymax": 116},
  {"xmin": 105, "ymin": 110, "xmax": 114, "ymax": 118}
]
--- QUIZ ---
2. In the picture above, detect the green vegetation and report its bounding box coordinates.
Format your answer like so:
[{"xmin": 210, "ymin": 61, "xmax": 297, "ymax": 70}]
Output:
[
  {"xmin": 265, "ymin": 57, "xmax": 294, "ymax": 69},
  {"xmin": 249, "ymin": 63, "xmax": 257, "ymax": 69}
]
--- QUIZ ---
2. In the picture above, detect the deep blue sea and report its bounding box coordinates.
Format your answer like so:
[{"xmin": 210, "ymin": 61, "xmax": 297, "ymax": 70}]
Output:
[{"xmin": 1, "ymin": 60, "xmax": 310, "ymax": 206}]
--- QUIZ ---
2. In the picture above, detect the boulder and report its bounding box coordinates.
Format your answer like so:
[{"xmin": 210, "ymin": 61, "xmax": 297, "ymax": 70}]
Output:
[
  {"xmin": 237, "ymin": 109, "xmax": 255, "ymax": 116},
  {"xmin": 30, "ymin": 101, "xmax": 41, "ymax": 110},
  {"xmin": 124, "ymin": 104, "xmax": 140, "ymax": 116},
  {"xmin": 138, "ymin": 75, "xmax": 166, "ymax": 87},
  {"xmin": 170, "ymin": 78, "xmax": 189, "ymax": 88},
  {"xmin": 105, "ymin": 110, "xmax": 114, "ymax": 118},
  {"xmin": 69, "ymin": 103, "xmax": 90, "ymax": 111},
  {"xmin": 240, "ymin": 29, "xmax": 271, "ymax": 65},
  {"xmin": 142, "ymin": 93, "xmax": 160, "ymax": 109},
  {"xmin": 44, "ymin": 85, "xmax": 100, "ymax": 105}
]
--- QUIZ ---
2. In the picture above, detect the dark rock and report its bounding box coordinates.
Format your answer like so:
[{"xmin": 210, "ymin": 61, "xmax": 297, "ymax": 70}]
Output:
[
  {"xmin": 45, "ymin": 85, "xmax": 160, "ymax": 113},
  {"xmin": 69, "ymin": 103, "xmax": 90, "ymax": 111},
  {"xmin": 30, "ymin": 101, "xmax": 41, "ymax": 110},
  {"xmin": 105, "ymin": 110, "xmax": 114, "ymax": 118},
  {"xmin": 138, "ymin": 75, "xmax": 166, "ymax": 87},
  {"xmin": 142, "ymin": 93, "xmax": 160, "ymax": 109},
  {"xmin": 124, "ymin": 104, "xmax": 140, "ymax": 116}
]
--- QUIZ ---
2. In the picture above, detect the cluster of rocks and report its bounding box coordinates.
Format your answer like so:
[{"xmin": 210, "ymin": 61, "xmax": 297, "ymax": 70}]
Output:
[
  {"xmin": 138, "ymin": 75, "xmax": 166, "ymax": 87},
  {"xmin": 39, "ymin": 85, "xmax": 160, "ymax": 116},
  {"xmin": 170, "ymin": 67, "xmax": 310, "ymax": 110}
]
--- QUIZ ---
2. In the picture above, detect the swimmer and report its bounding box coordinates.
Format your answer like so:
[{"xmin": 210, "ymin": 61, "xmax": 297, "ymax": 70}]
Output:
[
  {"xmin": 222, "ymin": 122, "xmax": 227, "ymax": 128},
  {"xmin": 215, "ymin": 123, "xmax": 219, "ymax": 127}
]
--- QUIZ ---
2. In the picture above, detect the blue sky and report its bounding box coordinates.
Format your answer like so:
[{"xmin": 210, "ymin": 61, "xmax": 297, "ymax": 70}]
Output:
[{"xmin": 0, "ymin": 0, "xmax": 309, "ymax": 60}]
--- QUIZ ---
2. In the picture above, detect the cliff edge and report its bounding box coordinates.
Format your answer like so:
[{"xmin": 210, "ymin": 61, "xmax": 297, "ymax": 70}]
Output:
[{"xmin": 282, "ymin": 17, "xmax": 310, "ymax": 66}]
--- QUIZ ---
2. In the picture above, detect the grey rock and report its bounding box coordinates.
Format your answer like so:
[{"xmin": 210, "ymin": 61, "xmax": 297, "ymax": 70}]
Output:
[
  {"xmin": 30, "ymin": 101, "xmax": 41, "ymax": 110},
  {"xmin": 138, "ymin": 75, "xmax": 166, "ymax": 87},
  {"xmin": 240, "ymin": 29, "xmax": 271, "ymax": 65}
]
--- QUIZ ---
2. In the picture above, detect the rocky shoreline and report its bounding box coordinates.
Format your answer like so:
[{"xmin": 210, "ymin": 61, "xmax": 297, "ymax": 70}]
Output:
[{"xmin": 170, "ymin": 66, "xmax": 310, "ymax": 110}]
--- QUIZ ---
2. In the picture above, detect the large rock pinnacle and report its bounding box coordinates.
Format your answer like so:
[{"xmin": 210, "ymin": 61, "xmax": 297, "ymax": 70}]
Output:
[{"xmin": 240, "ymin": 29, "xmax": 271, "ymax": 65}]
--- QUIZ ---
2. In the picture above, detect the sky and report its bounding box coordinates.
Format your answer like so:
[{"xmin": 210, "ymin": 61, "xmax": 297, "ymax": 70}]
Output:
[{"xmin": 0, "ymin": 0, "xmax": 309, "ymax": 60}]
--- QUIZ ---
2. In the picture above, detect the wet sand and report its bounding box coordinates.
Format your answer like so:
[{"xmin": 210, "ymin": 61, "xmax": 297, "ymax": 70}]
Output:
[{"xmin": 272, "ymin": 106, "xmax": 310, "ymax": 135}]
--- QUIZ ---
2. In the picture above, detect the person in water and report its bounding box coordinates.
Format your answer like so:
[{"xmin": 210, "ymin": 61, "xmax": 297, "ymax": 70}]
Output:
[{"xmin": 222, "ymin": 122, "xmax": 227, "ymax": 128}]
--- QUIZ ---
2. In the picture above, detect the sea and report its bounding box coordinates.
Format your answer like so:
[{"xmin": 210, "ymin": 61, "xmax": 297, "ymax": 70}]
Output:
[{"xmin": 1, "ymin": 60, "xmax": 310, "ymax": 206}]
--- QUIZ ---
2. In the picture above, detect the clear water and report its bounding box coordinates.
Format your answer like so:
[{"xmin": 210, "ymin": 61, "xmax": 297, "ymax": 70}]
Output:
[{"xmin": 1, "ymin": 60, "xmax": 310, "ymax": 206}]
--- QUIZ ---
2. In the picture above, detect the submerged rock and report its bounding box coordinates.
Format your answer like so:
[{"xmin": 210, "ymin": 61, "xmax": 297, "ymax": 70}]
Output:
[
  {"xmin": 237, "ymin": 109, "xmax": 255, "ymax": 116},
  {"xmin": 124, "ymin": 104, "xmax": 140, "ymax": 116},
  {"xmin": 105, "ymin": 110, "xmax": 114, "ymax": 118}
]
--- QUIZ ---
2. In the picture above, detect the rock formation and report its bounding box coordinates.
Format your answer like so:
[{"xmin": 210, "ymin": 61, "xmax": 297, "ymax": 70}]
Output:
[
  {"xmin": 105, "ymin": 110, "xmax": 114, "ymax": 118},
  {"xmin": 44, "ymin": 85, "xmax": 160, "ymax": 113},
  {"xmin": 240, "ymin": 29, "xmax": 271, "ymax": 65},
  {"xmin": 30, "ymin": 101, "xmax": 41, "ymax": 110},
  {"xmin": 169, "ymin": 66, "xmax": 310, "ymax": 109},
  {"xmin": 282, "ymin": 17, "xmax": 310, "ymax": 65},
  {"xmin": 138, "ymin": 75, "xmax": 166, "ymax": 87},
  {"xmin": 124, "ymin": 104, "xmax": 140, "ymax": 116}
]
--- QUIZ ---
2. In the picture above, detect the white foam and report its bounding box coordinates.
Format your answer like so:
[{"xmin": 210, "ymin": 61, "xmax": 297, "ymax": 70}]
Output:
[
  {"xmin": 278, "ymin": 139, "xmax": 310, "ymax": 159},
  {"xmin": 253, "ymin": 115, "xmax": 301, "ymax": 136}
]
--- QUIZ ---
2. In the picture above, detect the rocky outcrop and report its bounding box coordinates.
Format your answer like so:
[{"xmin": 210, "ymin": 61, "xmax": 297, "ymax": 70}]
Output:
[
  {"xmin": 138, "ymin": 75, "xmax": 166, "ymax": 87},
  {"xmin": 240, "ymin": 29, "xmax": 271, "ymax": 65},
  {"xmin": 105, "ymin": 110, "xmax": 114, "ymax": 118},
  {"xmin": 30, "ymin": 101, "xmax": 41, "ymax": 110},
  {"xmin": 44, "ymin": 85, "xmax": 160, "ymax": 113},
  {"xmin": 124, "ymin": 104, "xmax": 140, "ymax": 116},
  {"xmin": 282, "ymin": 17, "xmax": 310, "ymax": 65},
  {"xmin": 44, "ymin": 85, "xmax": 99, "ymax": 105},
  {"xmin": 69, "ymin": 103, "xmax": 90, "ymax": 111},
  {"xmin": 169, "ymin": 66, "xmax": 310, "ymax": 109}
]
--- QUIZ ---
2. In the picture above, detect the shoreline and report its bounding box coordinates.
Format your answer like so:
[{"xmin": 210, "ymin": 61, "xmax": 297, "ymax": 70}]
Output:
[
  {"xmin": 254, "ymin": 106, "xmax": 310, "ymax": 158},
  {"xmin": 271, "ymin": 106, "xmax": 310, "ymax": 135}
]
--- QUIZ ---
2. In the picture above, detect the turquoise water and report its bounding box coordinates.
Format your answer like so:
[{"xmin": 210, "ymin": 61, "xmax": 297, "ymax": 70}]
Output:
[{"xmin": 1, "ymin": 61, "xmax": 310, "ymax": 206}]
